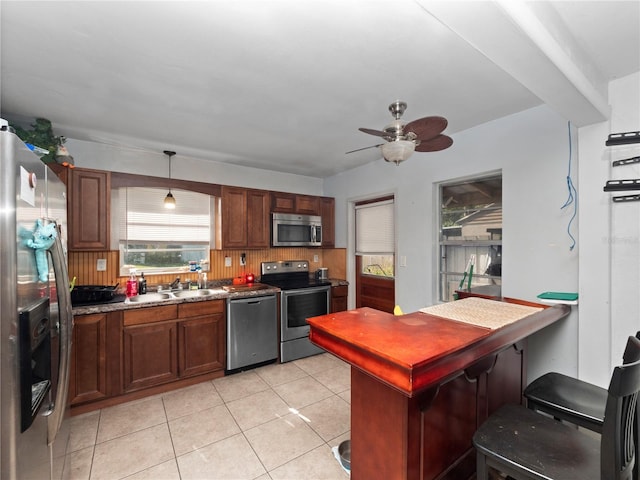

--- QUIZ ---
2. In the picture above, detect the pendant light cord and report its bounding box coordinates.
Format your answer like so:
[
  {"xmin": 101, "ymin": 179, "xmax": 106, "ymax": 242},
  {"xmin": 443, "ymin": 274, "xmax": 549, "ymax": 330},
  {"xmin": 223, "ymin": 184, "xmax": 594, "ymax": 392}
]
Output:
[{"xmin": 560, "ymin": 121, "xmax": 577, "ymax": 251}]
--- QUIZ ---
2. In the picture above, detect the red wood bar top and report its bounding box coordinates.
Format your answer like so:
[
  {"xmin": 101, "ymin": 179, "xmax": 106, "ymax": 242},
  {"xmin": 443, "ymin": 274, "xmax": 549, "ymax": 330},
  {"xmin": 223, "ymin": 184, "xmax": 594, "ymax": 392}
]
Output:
[{"xmin": 308, "ymin": 300, "xmax": 570, "ymax": 397}]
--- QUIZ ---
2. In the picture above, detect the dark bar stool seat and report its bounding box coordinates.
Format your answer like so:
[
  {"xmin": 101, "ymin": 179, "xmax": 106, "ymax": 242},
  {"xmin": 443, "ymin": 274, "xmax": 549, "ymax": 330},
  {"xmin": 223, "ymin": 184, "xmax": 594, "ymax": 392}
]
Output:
[
  {"xmin": 473, "ymin": 351, "xmax": 640, "ymax": 480},
  {"xmin": 523, "ymin": 335, "xmax": 640, "ymax": 478},
  {"xmin": 524, "ymin": 334, "xmax": 640, "ymax": 432}
]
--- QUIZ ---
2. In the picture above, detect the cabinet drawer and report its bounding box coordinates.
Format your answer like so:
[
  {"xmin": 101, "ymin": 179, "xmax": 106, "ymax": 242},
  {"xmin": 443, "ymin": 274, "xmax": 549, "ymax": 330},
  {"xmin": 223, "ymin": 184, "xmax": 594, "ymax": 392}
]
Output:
[
  {"xmin": 332, "ymin": 285, "xmax": 348, "ymax": 298},
  {"xmin": 178, "ymin": 300, "xmax": 225, "ymax": 319},
  {"xmin": 123, "ymin": 305, "xmax": 178, "ymax": 326}
]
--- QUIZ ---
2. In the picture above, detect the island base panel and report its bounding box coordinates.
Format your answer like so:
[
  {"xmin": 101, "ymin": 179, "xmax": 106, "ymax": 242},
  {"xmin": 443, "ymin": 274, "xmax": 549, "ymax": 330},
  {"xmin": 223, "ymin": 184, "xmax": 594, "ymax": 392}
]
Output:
[{"xmin": 350, "ymin": 344, "xmax": 524, "ymax": 480}]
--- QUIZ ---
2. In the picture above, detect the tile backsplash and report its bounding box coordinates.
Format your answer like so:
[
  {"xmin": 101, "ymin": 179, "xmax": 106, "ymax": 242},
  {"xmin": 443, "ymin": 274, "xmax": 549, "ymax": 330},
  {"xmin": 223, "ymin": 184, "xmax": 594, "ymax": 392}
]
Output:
[{"xmin": 68, "ymin": 248, "xmax": 346, "ymax": 288}]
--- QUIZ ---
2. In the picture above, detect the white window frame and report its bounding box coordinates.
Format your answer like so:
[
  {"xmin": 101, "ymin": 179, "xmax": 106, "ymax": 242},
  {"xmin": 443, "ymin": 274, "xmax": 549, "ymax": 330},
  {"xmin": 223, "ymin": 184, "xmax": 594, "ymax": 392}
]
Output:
[{"xmin": 437, "ymin": 172, "xmax": 502, "ymax": 302}]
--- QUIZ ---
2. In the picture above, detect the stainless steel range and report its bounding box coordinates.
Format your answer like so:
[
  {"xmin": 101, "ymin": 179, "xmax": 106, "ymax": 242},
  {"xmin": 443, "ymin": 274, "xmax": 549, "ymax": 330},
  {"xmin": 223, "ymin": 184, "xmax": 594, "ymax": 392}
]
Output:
[{"xmin": 260, "ymin": 260, "xmax": 331, "ymax": 362}]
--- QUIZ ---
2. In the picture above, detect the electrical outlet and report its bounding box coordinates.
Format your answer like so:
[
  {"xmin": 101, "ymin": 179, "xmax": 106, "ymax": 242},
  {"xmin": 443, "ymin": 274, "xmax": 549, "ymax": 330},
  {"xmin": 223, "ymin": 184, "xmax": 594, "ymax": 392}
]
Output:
[
  {"xmin": 225, "ymin": 256, "xmax": 232, "ymax": 267},
  {"xmin": 240, "ymin": 253, "xmax": 246, "ymax": 266},
  {"xmin": 313, "ymin": 255, "xmax": 319, "ymax": 263},
  {"xmin": 400, "ymin": 256, "xmax": 407, "ymax": 267},
  {"xmin": 96, "ymin": 258, "xmax": 107, "ymax": 271}
]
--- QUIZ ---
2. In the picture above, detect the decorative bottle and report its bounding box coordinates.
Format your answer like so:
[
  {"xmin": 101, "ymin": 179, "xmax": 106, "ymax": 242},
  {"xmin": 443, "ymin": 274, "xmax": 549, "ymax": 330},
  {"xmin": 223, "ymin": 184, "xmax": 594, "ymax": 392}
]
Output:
[{"xmin": 126, "ymin": 269, "xmax": 138, "ymax": 298}]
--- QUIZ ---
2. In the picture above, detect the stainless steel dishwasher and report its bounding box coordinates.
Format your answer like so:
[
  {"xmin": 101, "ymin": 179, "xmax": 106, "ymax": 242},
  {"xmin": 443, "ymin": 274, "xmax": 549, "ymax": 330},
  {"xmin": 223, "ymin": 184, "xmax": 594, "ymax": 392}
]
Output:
[{"xmin": 227, "ymin": 294, "xmax": 278, "ymax": 371}]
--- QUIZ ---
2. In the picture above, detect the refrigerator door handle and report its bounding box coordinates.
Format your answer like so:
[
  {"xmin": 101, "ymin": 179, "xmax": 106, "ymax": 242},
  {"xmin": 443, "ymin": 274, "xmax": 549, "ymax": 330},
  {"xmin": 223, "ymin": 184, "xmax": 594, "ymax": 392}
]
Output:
[{"xmin": 45, "ymin": 224, "xmax": 73, "ymax": 446}]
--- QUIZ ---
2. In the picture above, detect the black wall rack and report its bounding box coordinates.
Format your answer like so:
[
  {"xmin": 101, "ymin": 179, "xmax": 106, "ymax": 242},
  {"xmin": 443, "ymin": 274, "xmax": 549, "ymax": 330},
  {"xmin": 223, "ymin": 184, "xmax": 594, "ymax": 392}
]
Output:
[
  {"xmin": 606, "ymin": 131, "xmax": 640, "ymax": 146},
  {"xmin": 613, "ymin": 155, "xmax": 640, "ymax": 167},
  {"xmin": 603, "ymin": 179, "xmax": 640, "ymax": 191}
]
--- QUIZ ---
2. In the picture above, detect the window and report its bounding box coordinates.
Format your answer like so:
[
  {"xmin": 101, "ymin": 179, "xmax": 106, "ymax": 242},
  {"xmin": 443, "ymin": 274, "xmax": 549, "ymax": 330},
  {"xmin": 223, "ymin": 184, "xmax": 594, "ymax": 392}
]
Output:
[
  {"xmin": 112, "ymin": 187, "xmax": 214, "ymax": 276},
  {"xmin": 438, "ymin": 173, "xmax": 502, "ymax": 301},
  {"xmin": 356, "ymin": 197, "xmax": 395, "ymax": 278}
]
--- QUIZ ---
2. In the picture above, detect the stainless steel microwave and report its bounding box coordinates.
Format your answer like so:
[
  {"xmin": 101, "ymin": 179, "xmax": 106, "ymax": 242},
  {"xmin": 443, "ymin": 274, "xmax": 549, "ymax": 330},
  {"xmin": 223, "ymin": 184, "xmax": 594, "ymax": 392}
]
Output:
[{"xmin": 271, "ymin": 213, "xmax": 322, "ymax": 247}]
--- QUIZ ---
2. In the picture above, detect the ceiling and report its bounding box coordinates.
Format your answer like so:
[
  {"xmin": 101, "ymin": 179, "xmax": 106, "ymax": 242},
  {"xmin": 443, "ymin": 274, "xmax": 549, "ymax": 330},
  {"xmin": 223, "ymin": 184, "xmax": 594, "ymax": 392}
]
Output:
[{"xmin": 1, "ymin": 1, "xmax": 638, "ymax": 178}]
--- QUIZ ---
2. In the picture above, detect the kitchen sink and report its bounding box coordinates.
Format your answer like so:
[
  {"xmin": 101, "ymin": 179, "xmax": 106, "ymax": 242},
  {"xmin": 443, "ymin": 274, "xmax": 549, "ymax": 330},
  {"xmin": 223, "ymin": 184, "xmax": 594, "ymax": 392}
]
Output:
[
  {"xmin": 127, "ymin": 288, "xmax": 224, "ymax": 303},
  {"xmin": 172, "ymin": 289, "xmax": 219, "ymax": 298},
  {"xmin": 127, "ymin": 292, "xmax": 173, "ymax": 303}
]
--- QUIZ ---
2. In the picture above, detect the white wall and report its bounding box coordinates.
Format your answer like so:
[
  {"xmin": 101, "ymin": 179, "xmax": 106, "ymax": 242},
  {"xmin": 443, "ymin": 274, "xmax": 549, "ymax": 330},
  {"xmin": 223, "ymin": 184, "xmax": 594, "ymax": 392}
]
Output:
[
  {"xmin": 65, "ymin": 138, "xmax": 323, "ymax": 195},
  {"xmin": 578, "ymin": 71, "xmax": 640, "ymax": 386},
  {"xmin": 324, "ymin": 104, "xmax": 580, "ymax": 382}
]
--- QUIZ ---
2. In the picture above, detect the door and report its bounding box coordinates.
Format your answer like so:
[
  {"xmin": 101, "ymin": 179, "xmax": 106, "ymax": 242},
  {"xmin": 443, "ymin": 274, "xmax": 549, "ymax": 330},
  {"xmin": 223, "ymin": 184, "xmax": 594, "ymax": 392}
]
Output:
[{"xmin": 355, "ymin": 196, "xmax": 395, "ymax": 313}]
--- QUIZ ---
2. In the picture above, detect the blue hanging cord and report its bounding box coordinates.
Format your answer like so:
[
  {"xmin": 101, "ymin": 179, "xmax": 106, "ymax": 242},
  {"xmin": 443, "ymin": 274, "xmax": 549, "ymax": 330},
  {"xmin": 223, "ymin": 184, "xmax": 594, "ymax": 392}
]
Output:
[{"xmin": 561, "ymin": 121, "xmax": 577, "ymax": 251}]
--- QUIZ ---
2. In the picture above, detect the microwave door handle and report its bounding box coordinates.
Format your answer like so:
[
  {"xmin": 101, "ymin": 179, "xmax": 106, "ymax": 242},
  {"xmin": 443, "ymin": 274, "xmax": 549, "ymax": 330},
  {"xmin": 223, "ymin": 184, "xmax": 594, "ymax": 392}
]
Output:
[{"xmin": 311, "ymin": 225, "xmax": 316, "ymax": 243}]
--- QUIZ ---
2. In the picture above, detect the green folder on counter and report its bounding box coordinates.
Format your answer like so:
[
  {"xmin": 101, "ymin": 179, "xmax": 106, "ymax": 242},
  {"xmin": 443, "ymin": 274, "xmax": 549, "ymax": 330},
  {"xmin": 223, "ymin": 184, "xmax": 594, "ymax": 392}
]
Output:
[{"xmin": 537, "ymin": 292, "xmax": 578, "ymax": 305}]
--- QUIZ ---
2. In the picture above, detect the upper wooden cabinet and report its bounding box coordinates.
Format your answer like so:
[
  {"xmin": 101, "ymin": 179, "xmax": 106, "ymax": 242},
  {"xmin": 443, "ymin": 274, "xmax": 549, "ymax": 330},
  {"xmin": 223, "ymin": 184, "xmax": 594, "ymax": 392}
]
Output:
[
  {"xmin": 271, "ymin": 192, "xmax": 321, "ymax": 216},
  {"xmin": 221, "ymin": 186, "xmax": 270, "ymax": 248},
  {"xmin": 294, "ymin": 195, "xmax": 320, "ymax": 215},
  {"xmin": 320, "ymin": 197, "xmax": 335, "ymax": 247},
  {"xmin": 68, "ymin": 168, "xmax": 110, "ymax": 250},
  {"xmin": 271, "ymin": 192, "xmax": 295, "ymax": 213},
  {"xmin": 246, "ymin": 189, "xmax": 271, "ymax": 248}
]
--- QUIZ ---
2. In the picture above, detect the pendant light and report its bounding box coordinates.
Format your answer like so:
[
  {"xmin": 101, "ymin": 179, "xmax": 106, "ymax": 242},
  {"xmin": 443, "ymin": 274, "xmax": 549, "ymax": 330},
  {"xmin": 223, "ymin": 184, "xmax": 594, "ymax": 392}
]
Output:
[{"xmin": 164, "ymin": 150, "xmax": 176, "ymax": 209}]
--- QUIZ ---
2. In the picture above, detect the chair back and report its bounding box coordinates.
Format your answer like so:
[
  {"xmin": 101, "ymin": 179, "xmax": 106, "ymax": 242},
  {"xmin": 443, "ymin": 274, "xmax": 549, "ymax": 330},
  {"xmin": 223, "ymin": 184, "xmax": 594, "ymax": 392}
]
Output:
[
  {"xmin": 622, "ymin": 335, "xmax": 640, "ymax": 363},
  {"xmin": 601, "ymin": 354, "xmax": 640, "ymax": 480}
]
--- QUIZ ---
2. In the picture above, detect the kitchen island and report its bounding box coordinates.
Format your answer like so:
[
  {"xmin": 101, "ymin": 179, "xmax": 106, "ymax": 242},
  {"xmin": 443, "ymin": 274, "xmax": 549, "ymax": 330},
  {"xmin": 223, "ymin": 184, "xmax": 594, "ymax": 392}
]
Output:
[{"xmin": 307, "ymin": 297, "xmax": 571, "ymax": 480}]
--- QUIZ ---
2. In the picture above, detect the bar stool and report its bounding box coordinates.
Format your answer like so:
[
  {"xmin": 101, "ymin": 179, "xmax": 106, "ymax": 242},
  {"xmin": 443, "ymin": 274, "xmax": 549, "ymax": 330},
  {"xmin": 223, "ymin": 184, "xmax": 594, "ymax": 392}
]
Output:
[
  {"xmin": 523, "ymin": 334, "xmax": 640, "ymax": 478},
  {"xmin": 472, "ymin": 353, "xmax": 640, "ymax": 480}
]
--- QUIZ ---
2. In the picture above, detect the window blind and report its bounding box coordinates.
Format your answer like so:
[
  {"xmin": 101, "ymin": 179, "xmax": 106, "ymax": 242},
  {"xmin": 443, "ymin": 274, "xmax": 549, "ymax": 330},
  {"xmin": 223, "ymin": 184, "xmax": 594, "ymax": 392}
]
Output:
[
  {"xmin": 355, "ymin": 199, "xmax": 394, "ymax": 255},
  {"xmin": 118, "ymin": 187, "xmax": 211, "ymax": 243}
]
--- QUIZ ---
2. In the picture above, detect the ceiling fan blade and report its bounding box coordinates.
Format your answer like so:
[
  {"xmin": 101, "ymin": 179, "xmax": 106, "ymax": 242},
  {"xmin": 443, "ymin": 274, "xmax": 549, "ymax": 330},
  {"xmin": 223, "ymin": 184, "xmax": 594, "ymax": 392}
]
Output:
[
  {"xmin": 359, "ymin": 127, "xmax": 391, "ymax": 138},
  {"xmin": 346, "ymin": 144, "xmax": 383, "ymax": 154},
  {"xmin": 404, "ymin": 116, "xmax": 448, "ymax": 141},
  {"xmin": 415, "ymin": 134, "xmax": 453, "ymax": 152}
]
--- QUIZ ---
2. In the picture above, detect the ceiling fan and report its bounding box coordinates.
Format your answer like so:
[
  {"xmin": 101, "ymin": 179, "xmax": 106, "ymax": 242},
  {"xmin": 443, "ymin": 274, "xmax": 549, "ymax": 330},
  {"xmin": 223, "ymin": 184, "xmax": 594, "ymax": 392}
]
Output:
[{"xmin": 347, "ymin": 101, "xmax": 453, "ymax": 165}]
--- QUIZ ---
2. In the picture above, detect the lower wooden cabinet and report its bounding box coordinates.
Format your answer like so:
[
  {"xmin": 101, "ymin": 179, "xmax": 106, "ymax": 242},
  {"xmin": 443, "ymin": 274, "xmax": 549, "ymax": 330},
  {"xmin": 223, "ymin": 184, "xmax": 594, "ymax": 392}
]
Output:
[
  {"xmin": 122, "ymin": 300, "xmax": 225, "ymax": 393},
  {"xmin": 178, "ymin": 301, "xmax": 226, "ymax": 377},
  {"xmin": 71, "ymin": 299, "xmax": 226, "ymax": 410},
  {"xmin": 123, "ymin": 320, "xmax": 179, "ymax": 392},
  {"xmin": 331, "ymin": 285, "xmax": 348, "ymax": 313},
  {"xmin": 69, "ymin": 311, "xmax": 122, "ymax": 405}
]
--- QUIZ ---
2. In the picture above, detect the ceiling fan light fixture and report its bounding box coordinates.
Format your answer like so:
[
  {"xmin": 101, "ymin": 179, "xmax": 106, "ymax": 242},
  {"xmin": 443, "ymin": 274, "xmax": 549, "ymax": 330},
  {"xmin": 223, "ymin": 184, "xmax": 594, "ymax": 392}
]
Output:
[{"xmin": 381, "ymin": 140, "xmax": 415, "ymax": 165}]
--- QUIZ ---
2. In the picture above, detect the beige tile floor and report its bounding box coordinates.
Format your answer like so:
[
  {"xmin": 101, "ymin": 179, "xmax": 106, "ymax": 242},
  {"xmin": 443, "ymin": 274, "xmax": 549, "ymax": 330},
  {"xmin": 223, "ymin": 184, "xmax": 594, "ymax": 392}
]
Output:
[{"xmin": 61, "ymin": 353, "xmax": 351, "ymax": 480}]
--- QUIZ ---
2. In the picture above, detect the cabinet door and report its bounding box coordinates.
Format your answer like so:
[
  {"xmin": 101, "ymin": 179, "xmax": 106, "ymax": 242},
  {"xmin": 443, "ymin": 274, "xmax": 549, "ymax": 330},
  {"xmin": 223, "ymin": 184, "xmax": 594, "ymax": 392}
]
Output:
[
  {"xmin": 69, "ymin": 311, "xmax": 122, "ymax": 406},
  {"xmin": 123, "ymin": 321, "xmax": 178, "ymax": 392},
  {"xmin": 331, "ymin": 285, "xmax": 348, "ymax": 313},
  {"xmin": 68, "ymin": 168, "xmax": 110, "ymax": 250},
  {"xmin": 69, "ymin": 313, "xmax": 108, "ymax": 405},
  {"xmin": 221, "ymin": 186, "xmax": 248, "ymax": 248},
  {"xmin": 271, "ymin": 192, "xmax": 295, "ymax": 213},
  {"xmin": 247, "ymin": 189, "xmax": 270, "ymax": 248},
  {"xmin": 295, "ymin": 195, "xmax": 320, "ymax": 215},
  {"xmin": 320, "ymin": 197, "xmax": 335, "ymax": 247},
  {"xmin": 179, "ymin": 314, "xmax": 225, "ymax": 377}
]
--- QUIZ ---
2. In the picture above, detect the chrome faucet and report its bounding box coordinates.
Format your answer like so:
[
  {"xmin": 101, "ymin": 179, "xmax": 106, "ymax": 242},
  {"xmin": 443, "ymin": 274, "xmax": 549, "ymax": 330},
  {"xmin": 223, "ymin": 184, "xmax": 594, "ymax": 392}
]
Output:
[{"xmin": 170, "ymin": 277, "xmax": 181, "ymax": 289}]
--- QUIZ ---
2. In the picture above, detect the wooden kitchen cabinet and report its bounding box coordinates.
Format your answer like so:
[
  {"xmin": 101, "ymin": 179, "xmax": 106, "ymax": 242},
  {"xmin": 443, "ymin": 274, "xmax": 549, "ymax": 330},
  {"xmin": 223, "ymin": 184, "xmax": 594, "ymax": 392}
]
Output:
[
  {"xmin": 221, "ymin": 186, "xmax": 270, "ymax": 248},
  {"xmin": 271, "ymin": 192, "xmax": 322, "ymax": 216},
  {"xmin": 246, "ymin": 189, "xmax": 271, "ymax": 248},
  {"xmin": 294, "ymin": 195, "xmax": 320, "ymax": 215},
  {"xmin": 68, "ymin": 167, "xmax": 111, "ymax": 250},
  {"xmin": 178, "ymin": 300, "xmax": 225, "ymax": 377},
  {"xmin": 122, "ymin": 300, "xmax": 226, "ymax": 393},
  {"xmin": 320, "ymin": 197, "xmax": 335, "ymax": 247},
  {"xmin": 271, "ymin": 192, "xmax": 295, "ymax": 213},
  {"xmin": 331, "ymin": 285, "xmax": 348, "ymax": 313},
  {"xmin": 69, "ymin": 311, "xmax": 122, "ymax": 406}
]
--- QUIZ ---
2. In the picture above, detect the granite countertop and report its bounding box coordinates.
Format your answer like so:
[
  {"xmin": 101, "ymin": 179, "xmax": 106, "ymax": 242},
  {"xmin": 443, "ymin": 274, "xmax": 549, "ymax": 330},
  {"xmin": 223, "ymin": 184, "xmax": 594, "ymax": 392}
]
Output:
[
  {"xmin": 72, "ymin": 278, "xmax": 348, "ymax": 316},
  {"xmin": 72, "ymin": 284, "xmax": 281, "ymax": 315}
]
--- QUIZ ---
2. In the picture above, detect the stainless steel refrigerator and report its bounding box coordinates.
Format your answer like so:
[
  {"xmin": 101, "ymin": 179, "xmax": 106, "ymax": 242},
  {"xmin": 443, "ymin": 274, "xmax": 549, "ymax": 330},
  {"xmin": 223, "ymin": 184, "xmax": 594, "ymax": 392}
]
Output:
[{"xmin": 0, "ymin": 126, "xmax": 73, "ymax": 479}]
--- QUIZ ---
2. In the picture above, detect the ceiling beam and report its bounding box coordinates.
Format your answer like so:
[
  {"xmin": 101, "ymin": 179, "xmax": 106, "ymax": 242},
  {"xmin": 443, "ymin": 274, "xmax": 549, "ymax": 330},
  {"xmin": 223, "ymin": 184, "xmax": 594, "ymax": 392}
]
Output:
[{"xmin": 419, "ymin": 0, "xmax": 610, "ymax": 127}]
